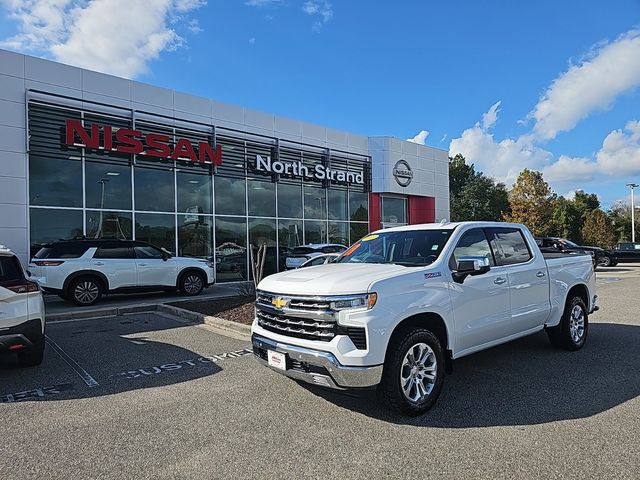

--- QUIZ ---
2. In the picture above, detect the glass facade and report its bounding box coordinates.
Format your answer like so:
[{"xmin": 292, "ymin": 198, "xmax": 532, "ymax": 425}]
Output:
[{"xmin": 27, "ymin": 103, "xmax": 371, "ymax": 281}]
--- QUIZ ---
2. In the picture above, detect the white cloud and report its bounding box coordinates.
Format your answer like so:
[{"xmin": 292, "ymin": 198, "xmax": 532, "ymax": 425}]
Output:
[
  {"xmin": 245, "ymin": 0, "xmax": 282, "ymax": 6},
  {"xmin": 0, "ymin": 0, "xmax": 206, "ymax": 79},
  {"xmin": 406, "ymin": 130, "xmax": 429, "ymax": 145},
  {"xmin": 542, "ymin": 120, "xmax": 640, "ymax": 182},
  {"xmin": 530, "ymin": 29, "xmax": 640, "ymax": 140},
  {"xmin": 302, "ymin": 1, "xmax": 332, "ymax": 32},
  {"xmin": 543, "ymin": 155, "xmax": 597, "ymax": 182},
  {"xmin": 481, "ymin": 100, "xmax": 501, "ymax": 129},
  {"xmin": 449, "ymin": 102, "xmax": 552, "ymax": 184}
]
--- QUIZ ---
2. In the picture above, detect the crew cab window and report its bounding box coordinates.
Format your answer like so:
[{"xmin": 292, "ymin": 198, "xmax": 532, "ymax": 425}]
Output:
[
  {"xmin": 0, "ymin": 256, "xmax": 24, "ymax": 287},
  {"xmin": 134, "ymin": 245, "xmax": 163, "ymax": 259},
  {"xmin": 449, "ymin": 229, "xmax": 495, "ymax": 269},
  {"xmin": 487, "ymin": 228, "xmax": 532, "ymax": 266},
  {"xmin": 94, "ymin": 245, "xmax": 134, "ymax": 259}
]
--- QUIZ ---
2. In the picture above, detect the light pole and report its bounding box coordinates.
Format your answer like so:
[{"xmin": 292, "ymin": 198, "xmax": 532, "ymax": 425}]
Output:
[
  {"xmin": 97, "ymin": 178, "xmax": 109, "ymax": 238},
  {"xmin": 627, "ymin": 183, "xmax": 639, "ymax": 243}
]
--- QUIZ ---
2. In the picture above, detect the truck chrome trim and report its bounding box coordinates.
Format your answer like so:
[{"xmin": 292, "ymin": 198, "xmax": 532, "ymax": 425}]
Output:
[{"xmin": 252, "ymin": 334, "xmax": 383, "ymax": 389}]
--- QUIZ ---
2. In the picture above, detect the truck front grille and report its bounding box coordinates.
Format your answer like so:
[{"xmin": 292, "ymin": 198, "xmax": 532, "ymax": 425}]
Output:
[{"xmin": 255, "ymin": 290, "xmax": 367, "ymax": 349}]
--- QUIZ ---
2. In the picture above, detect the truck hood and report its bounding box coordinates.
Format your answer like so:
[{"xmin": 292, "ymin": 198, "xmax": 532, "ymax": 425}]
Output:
[{"xmin": 258, "ymin": 263, "xmax": 409, "ymax": 296}]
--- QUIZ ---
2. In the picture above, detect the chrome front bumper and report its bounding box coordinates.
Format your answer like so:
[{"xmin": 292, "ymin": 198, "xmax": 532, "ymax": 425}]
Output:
[{"xmin": 252, "ymin": 334, "xmax": 383, "ymax": 389}]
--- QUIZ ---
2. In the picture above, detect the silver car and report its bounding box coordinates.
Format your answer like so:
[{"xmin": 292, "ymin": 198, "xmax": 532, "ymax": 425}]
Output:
[{"xmin": 284, "ymin": 244, "xmax": 346, "ymax": 269}]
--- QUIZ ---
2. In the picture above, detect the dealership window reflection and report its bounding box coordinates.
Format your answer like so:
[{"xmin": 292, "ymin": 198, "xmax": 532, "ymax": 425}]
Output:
[
  {"xmin": 215, "ymin": 177, "xmax": 246, "ymax": 216},
  {"xmin": 349, "ymin": 191, "xmax": 369, "ymax": 222},
  {"xmin": 29, "ymin": 208, "xmax": 83, "ymax": 256},
  {"xmin": 304, "ymin": 186, "xmax": 326, "ymax": 219},
  {"xmin": 177, "ymin": 171, "xmax": 212, "ymax": 214},
  {"xmin": 135, "ymin": 213, "xmax": 176, "ymax": 254},
  {"xmin": 29, "ymin": 155, "xmax": 83, "ymax": 207},
  {"xmin": 248, "ymin": 180, "xmax": 276, "ymax": 217},
  {"xmin": 215, "ymin": 217, "xmax": 248, "ymax": 281},
  {"xmin": 135, "ymin": 167, "xmax": 175, "ymax": 213},
  {"xmin": 85, "ymin": 161, "xmax": 132, "ymax": 210},
  {"xmin": 86, "ymin": 211, "xmax": 132, "ymax": 239},
  {"xmin": 178, "ymin": 215, "xmax": 212, "ymax": 258},
  {"xmin": 277, "ymin": 182, "xmax": 302, "ymax": 218},
  {"xmin": 249, "ymin": 218, "xmax": 277, "ymax": 277}
]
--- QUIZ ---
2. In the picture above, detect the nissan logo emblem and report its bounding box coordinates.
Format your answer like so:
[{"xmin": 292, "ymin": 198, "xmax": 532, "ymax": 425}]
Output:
[{"xmin": 393, "ymin": 160, "xmax": 413, "ymax": 187}]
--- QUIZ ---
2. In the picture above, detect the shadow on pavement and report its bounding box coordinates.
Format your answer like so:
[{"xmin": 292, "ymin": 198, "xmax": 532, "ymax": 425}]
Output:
[
  {"xmin": 304, "ymin": 322, "xmax": 640, "ymax": 427},
  {"xmin": 597, "ymin": 267, "xmax": 635, "ymax": 273},
  {"xmin": 0, "ymin": 313, "xmax": 248, "ymax": 403}
]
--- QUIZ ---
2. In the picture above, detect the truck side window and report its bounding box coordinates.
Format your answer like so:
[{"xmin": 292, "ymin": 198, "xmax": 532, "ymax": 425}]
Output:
[
  {"xmin": 449, "ymin": 229, "xmax": 495, "ymax": 270},
  {"xmin": 487, "ymin": 228, "xmax": 532, "ymax": 266}
]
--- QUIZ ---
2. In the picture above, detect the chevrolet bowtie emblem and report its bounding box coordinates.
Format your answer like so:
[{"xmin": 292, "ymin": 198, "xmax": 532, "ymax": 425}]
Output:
[{"xmin": 272, "ymin": 297, "xmax": 288, "ymax": 309}]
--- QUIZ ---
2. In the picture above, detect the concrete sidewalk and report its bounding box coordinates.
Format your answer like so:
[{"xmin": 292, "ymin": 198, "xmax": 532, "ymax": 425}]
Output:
[{"xmin": 44, "ymin": 283, "xmax": 244, "ymax": 318}]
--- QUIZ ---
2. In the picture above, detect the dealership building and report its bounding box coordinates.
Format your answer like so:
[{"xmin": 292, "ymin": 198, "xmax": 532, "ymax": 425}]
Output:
[{"xmin": 0, "ymin": 49, "xmax": 450, "ymax": 281}]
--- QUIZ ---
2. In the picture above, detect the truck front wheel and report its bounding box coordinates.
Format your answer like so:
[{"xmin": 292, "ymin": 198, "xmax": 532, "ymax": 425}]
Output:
[
  {"xmin": 546, "ymin": 295, "xmax": 588, "ymax": 351},
  {"xmin": 377, "ymin": 328, "xmax": 445, "ymax": 416}
]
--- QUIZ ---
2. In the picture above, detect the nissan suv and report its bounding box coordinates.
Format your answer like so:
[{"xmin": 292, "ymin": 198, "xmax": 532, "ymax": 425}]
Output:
[
  {"xmin": 1, "ymin": 245, "xmax": 45, "ymax": 367},
  {"xmin": 29, "ymin": 239, "xmax": 215, "ymax": 306}
]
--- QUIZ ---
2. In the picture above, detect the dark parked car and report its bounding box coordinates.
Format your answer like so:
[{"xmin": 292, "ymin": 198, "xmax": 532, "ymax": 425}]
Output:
[
  {"xmin": 535, "ymin": 237, "xmax": 617, "ymax": 267},
  {"xmin": 612, "ymin": 242, "xmax": 640, "ymax": 263}
]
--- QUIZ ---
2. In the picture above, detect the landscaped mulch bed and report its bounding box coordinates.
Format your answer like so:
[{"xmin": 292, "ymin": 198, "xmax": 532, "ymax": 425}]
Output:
[{"xmin": 168, "ymin": 295, "xmax": 256, "ymax": 325}]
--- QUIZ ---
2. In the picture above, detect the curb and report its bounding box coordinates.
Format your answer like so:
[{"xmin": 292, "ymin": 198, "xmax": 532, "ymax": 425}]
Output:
[
  {"xmin": 46, "ymin": 299, "xmax": 252, "ymax": 340},
  {"xmin": 158, "ymin": 304, "xmax": 251, "ymax": 338}
]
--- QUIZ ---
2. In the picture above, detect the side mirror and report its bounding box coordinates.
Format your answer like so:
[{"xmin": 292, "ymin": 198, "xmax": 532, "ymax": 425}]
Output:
[{"xmin": 452, "ymin": 256, "xmax": 491, "ymax": 284}]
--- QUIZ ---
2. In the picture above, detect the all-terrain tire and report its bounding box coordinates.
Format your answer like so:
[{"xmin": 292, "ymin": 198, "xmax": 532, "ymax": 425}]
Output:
[
  {"xmin": 377, "ymin": 328, "xmax": 445, "ymax": 416},
  {"xmin": 547, "ymin": 295, "xmax": 588, "ymax": 351}
]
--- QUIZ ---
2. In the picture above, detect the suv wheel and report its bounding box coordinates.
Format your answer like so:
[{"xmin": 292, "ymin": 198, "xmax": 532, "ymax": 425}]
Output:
[
  {"xmin": 18, "ymin": 337, "xmax": 45, "ymax": 367},
  {"xmin": 598, "ymin": 256, "xmax": 611, "ymax": 267},
  {"xmin": 546, "ymin": 295, "xmax": 588, "ymax": 351},
  {"xmin": 180, "ymin": 271, "xmax": 205, "ymax": 296},
  {"xmin": 377, "ymin": 328, "xmax": 445, "ymax": 416},
  {"xmin": 69, "ymin": 277, "xmax": 102, "ymax": 306}
]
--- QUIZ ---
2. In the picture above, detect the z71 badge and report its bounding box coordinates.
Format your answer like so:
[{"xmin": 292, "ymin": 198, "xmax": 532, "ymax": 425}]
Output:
[{"xmin": 424, "ymin": 272, "xmax": 442, "ymax": 279}]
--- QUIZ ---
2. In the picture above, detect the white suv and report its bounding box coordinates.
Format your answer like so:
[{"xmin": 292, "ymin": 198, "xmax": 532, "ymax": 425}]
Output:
[
  {"xmin": 0, "ymin": 245, "xmax": 46, "ymax": 367},
  {"xmin": 29, "ymin": 240, "xmax": 215, "ymax": 306}
]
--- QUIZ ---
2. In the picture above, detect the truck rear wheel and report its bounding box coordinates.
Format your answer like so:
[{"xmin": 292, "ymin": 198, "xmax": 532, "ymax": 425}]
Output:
[
  {"xmin": 546, "ymin": 295, "xmax": 588, "ymax": 351},
  {"xmin": 377, "ymin": 328, "xmax": 445, "ymax": 416}
]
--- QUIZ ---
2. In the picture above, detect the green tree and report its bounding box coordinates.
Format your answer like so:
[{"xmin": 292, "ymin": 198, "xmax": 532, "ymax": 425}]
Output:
[
  {"xmin": 581, "ymin": 209, "xmax": 616, "ymax": 248},
  {"xmin": 504, "ymin": 169, "xmax": 555, "ymax": 236},
  {"xmin": 607, "ymin": 201, "xmax": 639, "ymax": 242},
  {"xmin": 449, "ymin": 154, "xmax": 510, "ymax": 221},
  {"xmin": 550, "ymin": 197, "xmax": 581, "ymax": 240}
]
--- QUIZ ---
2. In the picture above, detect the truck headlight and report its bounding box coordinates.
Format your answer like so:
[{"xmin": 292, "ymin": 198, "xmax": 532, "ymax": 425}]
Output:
[{"xmin": 331, "ymin": 293, "xmax": 377, "ymax": 310}]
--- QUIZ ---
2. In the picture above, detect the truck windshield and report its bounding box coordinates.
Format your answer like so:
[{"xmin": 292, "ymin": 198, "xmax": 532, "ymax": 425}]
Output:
[{"xmin": 337, "ymin": 229, "xmax": 453, "ymax": 267}]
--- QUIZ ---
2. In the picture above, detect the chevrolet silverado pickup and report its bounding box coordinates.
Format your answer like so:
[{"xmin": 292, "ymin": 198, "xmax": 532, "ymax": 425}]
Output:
[{"xmin": 251, "ymin": 222, "xmax": 598, "ymax": 416}]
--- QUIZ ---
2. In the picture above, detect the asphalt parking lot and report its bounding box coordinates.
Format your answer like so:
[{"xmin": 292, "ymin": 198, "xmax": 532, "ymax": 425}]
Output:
[{"xmin": 1, "ymin": 268, "xmax": 639, "ymax": 479}]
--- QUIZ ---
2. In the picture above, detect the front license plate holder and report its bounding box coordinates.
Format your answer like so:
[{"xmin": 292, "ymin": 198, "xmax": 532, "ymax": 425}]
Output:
[{"xmin": 267, "ymin": 350, "xmax": 287, "ymax": 371}]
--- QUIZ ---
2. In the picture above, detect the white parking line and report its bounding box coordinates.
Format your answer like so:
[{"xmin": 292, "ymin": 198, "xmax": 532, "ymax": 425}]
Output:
[{"xmin": 45, "ymin": 335, "xmax": 100, "ymax": 388}]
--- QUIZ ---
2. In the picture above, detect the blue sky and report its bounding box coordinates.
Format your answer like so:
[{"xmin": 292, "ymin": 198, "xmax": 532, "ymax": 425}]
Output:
[{"xmin": 1, "ymin": 0, "xmax": 640, "ymax": 207}]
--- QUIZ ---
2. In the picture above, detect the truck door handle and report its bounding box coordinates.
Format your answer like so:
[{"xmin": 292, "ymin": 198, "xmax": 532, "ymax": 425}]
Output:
[
  {"xmin": 536, "ymin": 271, "xmax": 546, "ymax": 278},
  {"xmin": 494, "ymin": 277, "xmax": 507, "ymax": 285},
  {"xmin": 138, "ymin": 263, "xmax": 148, "ymax": 267},
  {"xmin": 94, "ymin": 262, "xmax": 104, "ymax": 266}
]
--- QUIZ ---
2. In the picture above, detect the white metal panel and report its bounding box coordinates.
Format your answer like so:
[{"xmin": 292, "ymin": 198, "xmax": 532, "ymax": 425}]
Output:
[
  {"xmin": 25, "ymin": 55, "xmax": 82, "ymax": 90},
  {"xmin": 82, "ymin": 69, "xmax": 131, "ymax": 100},
  {"xmin": 0, "ymin": 49, "xmax": 24, "ymax": 77}
]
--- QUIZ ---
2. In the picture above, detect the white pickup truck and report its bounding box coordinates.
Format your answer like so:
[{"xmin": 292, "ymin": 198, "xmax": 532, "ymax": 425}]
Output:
[{"xmin": 251, "ymin": 221, "xmax": 598, "ymax": 416}]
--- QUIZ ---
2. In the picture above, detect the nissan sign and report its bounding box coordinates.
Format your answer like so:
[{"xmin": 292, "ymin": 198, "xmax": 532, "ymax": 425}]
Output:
[{"xmin": 393, "ymin": 159, "xmax": 413, "ymax": 187}]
